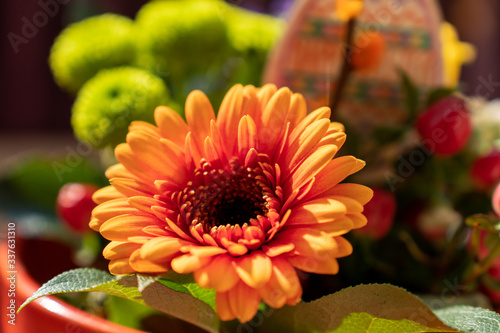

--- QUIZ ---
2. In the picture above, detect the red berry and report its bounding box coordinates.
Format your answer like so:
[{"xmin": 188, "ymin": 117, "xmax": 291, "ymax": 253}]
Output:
[
  {"xmin": 416, "ymin": 96, "xmax": 472, "ymax": 156},
  {"xmin": 493, "ymin": 183, "xmax": 500, "ymax": 217},
  {"xmin": 471, "ymin": 150, "xmax": 500, "ymax": 189},
  {"xmin": 56, "ymin": 183, "xmax": 99, "ymax": 233},
  {"xmin": 354, "ymin": 188, "xmax": 396, "ymax": 240}
]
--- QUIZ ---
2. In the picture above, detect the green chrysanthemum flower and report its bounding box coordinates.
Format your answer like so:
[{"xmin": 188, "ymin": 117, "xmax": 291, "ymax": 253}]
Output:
[
  {"xmin": 224, "ymin": 6, "xmax": 285, "ymax": 85},
  {"xmin": 49, "ymin": 14, "xmax": 136, "ymax": 93},
  {"xmin": 72, "ymin": 67, "xmax": 172, "ymax": 149},
  {"xmin": 135, "ymin": 0, "xmax": 229, "ymax": 80}
]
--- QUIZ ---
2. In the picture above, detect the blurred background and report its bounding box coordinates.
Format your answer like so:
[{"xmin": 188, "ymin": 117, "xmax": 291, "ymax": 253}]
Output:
[{"xmin": 0, "ymin": 0, "xmax": 499, "ymax": 135}]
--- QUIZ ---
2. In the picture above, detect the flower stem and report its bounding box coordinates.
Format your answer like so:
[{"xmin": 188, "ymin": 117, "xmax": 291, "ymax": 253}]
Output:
[
  {"xmin": 462, "ymin": 237, "xmax": 500, "ymax": 286},
  {"xmin": 329, "ymin": 17, "xmax": 356, "ymax": 120}
]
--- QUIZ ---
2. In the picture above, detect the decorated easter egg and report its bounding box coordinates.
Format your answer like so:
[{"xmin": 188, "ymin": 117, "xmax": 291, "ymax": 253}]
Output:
[{"xmin": 264, "ymin": 0, "xmax": 445, "ymax": 127}]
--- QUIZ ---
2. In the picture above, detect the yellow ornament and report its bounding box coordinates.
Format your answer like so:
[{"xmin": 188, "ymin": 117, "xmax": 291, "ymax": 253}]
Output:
[{"xmin": 440, "ymin": 22, "xmax": 476, "ymax": 87}]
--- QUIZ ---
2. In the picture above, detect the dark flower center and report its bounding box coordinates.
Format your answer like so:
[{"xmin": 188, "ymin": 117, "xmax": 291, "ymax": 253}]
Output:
[{"xmin": 185, "ymin": 160, "xmax": 268, "ymax": 232}]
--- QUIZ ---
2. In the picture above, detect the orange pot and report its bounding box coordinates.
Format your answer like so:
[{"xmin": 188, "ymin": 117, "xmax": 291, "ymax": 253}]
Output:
[{"xmin": 0, "ymin": 240, "xmax": 146, "ymax": 333}]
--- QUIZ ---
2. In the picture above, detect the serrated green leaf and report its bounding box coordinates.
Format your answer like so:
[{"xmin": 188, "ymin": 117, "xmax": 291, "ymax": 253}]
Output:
[
  {"xmin": 434, "ymin": 305, "xmax": 500, "ymax": 333},
  {"xmin": 331, "ymin": 312, "xmax": 452, "ymax": 333},
  {"xmin": 266, "ymin": 284, "xmax": 456, "ymax": 332},
  {"xmin": 20, "ymin": 268, "xmax": 220, "ymax": 332},
  {"xmin": 18, "ymin": 268, "xmax": 143, "ymax": 312}
]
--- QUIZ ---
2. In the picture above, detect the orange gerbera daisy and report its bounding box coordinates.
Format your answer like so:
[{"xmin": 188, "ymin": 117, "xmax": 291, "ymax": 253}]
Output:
[{"xmin": 90, "ymin": 84, "xmax": 372, "ymax": 322}]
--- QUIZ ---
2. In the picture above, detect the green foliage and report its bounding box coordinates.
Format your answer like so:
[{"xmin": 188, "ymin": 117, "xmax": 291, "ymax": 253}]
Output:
[
  {"xmin": 266, "ymin": 284, "xmax": 455, "ymax": 332},
  {"xmin": 158, "ymin": 271, "xmax": 216, "ymax": 311},
  {"xmin": 331, "ymin": 312, "xmax": 453, "ymax": 333},
  {"xmin": 427, "ymin": 87, "xmax": 456, "ymax": 107},
  {"xmin": 1, "ymin": 156, "xmax": 105, "ymax": 210},
  {"xmin": 105, "ymin": 295, "xmax": 158, "ymax": 329},
  {"xmin": 71, "ymin": 67, "xmax": 171, "ymax": 148},
  {"xmin": 49, "ymin": 14, "xmax": 136, "ymax": 93},
  {"xmin": 24, "ymin": 270, "xmax": 500, "ymax": 333},
  {"xmin": 399, "ymin": 69, "xmax": 420, "ymax": 121},
  {"xmin": 434, "ymin": 305, "xmax": 500, "ymax": 333},
  {"xmin": 20, "ymin": 268, "xmax": 219, "ymax": 333},
  {"xmin": 135, "ymin": 0, "xmax": 229, "ymax": 80}
]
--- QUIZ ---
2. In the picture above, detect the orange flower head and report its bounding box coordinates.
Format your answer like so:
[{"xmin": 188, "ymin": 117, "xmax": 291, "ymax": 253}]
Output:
[{"xmin": 90, "ymin": 84, "xmax": 373, "ymax": 322}]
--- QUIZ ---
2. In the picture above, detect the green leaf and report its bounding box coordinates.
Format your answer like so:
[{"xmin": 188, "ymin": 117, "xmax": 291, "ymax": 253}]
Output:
[
  {"xmin": 19, "ymin": 268, "xmax": 220, "ymax": 332},
  {"xmin": 331, "ymin": 312, "xmax": 452, "ymax": 333},
  {"xmin": 266, "ymin": 284, "xmax": 456, "ymax": 332},
  {"xmin": 434, "ymin": 305, "xmax": 500, "ymax": 333},
  {"xmin": 399, "ymin": 69, "xmax": 420, "ymax": 121},
  {"xmin": 427, "ymin": 87, "xmax": 456, "ymax": 107},
  {"xmin": 18, "ymin": 268, "xmax": 143, "ymax": 312},
  {"xmin": 158, "ymin": 271, "xmax": 216, "ymax": 311},
  {"xmin": 105, "ymin": 295, "xmax": 157, "ymax": 329}
]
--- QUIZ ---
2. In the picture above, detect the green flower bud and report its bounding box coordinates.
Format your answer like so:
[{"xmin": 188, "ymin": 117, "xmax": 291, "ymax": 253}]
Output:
[
  {"xmin": 50, "ymin": 14, "xmax": 136, "ymax": 93},
  {"xmin": 72, "ymin": 67, "xmax": 171, "ymax": 149}
]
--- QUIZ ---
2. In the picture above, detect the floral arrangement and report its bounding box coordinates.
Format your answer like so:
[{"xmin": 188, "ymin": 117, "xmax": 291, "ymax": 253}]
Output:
[{"xmin": 6, "ymin": 0, "xmax": 500, "ymax": 332}]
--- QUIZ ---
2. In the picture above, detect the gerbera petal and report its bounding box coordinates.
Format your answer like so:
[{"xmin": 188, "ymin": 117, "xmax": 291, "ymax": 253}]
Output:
[
  {"xmin": 302, "ymin": 218, "xmax": 354, "ymax": 236},
  {"xmin": 170, "ymin": 254, "xmax": 212, "ymax": 274},
  {"xmin": 92, "ymin": 185, "xmax": 125, "ymax": 204},
  {"xmin": 335, "ymin": 236, "xmax": 353, "ymax": 257},
  {"xmin": 256, "ymin": 83, "xmax": 277, "ymax": 116},
  {"xmin": 103, "ymin": 241, "xmax": 141, "ymax": 260},
  {"xmin": 276, "ymin": 228, "xmax": 338, "ymax": 259},
  {"xmin": 115, "ymin": 143, "xmax": 161, "ymax": 184},
  {"xmin": 140, "ymin": 237, "xmax": 191, "ymax": 261},
  {"xmin": 259, "ymin": 87, "xmax": 292, "ymax": 154},
  {"xmin": 105, "ymin": 164, "xmax": 139, "ymax": 182},
  {"xmin": 233, "ymin": 250, "xmax": 272, "ymax": 288},
  {"xmin": 129, "ymin": 249, "xmax": 169, "ymax": 273},
  {"xmin": 288, "ymin": 107, "xmax": 331, "ymax": 144},
  {"xmin": 227, "ymin": 281, "xmax": 261, "ymax": 323},
  {"xmin": 285, "ymin": 196, "xmax": 347, "ymax": 225},
  {"xmin": 307, "ymin": 156, "xmax": 367, "ymax": 200},
  {"xmin": 110, "ymin": 177, "xmax": 156, "ymax": 197},
  {"xmin": 194, "ymin": 254, "xmax": 239, "ymax": 292},
  {"xmin": 279, "ymin": 118, "xmax": 330, "ymax": 172},
  {"xmin": 241, "ymin": 85, "xmax": 259, "ymax": 120},
  {"xmin": 288, "ymin": 93, "xmax": 307, "ymax": 129},
  {"xmin": 185, "ymin": 90, "xmax": 215, "ymax": 152},
  {"xmin": 127, "ymin": 131, "xmax": 188, "ymax": 185},
  {"xmin": 347, "ymin": 212, "xmax": 368, "ymax": 229},
  {"xmin": 288, "ymin": 255, "xmax": 340, "ymax": 274},
  {"xmin": 99, "ymin": 214, "xmax": 156, "ymax": 241},
  {"xmin": 108, "ymin": 258, "xmax": 135, "ymax": 275},
  {"xmin": 261, "ymin": 241, "xmax": 295, "ymax": 257},
  {"xmin": 284, "ymin": 145, "xmax": 338, "ymax": 193},
  {"xmin": 237, "ymin": 115, "xmax": 257, "ymax": 160},
  {"xmin": 92, "ymin": 198, "xmax": 141, "ymax": 222},
  {"xmin": 260, "ymin": 256, "xmax": 302, "ymax": 308},
  {"xmin": 216, "ymin": 292, "xmax": 236, "ymax": 321},
  {"xmin": 323, "ymin": 183, "xmax": 374, "ymax": 206},
  {"xmin": 154, "ymin": 106, "xmax": 188, "ymax": 148},
  {"xmin": 217, "ymin": 84, "xmax": 244, "ymax": 155}
]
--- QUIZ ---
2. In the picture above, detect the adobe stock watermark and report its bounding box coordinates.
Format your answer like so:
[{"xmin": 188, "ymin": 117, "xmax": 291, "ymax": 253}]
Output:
[{"xmin": 7, "ymin": 0, "xmax": 70, "ymax": 54}]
